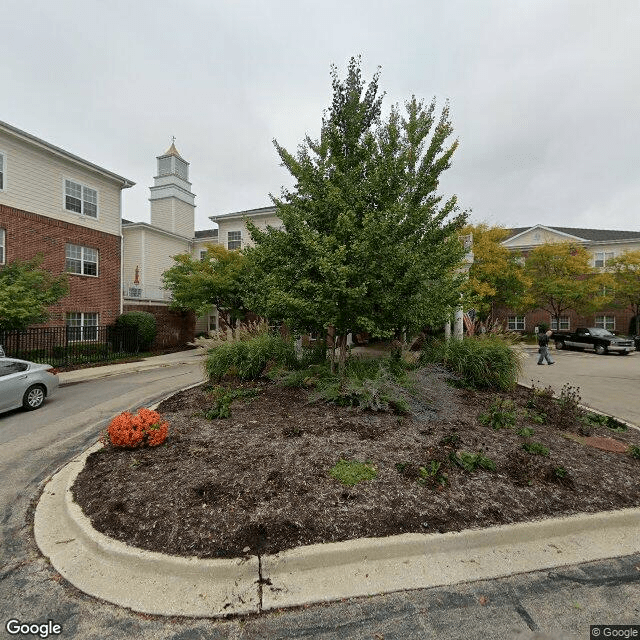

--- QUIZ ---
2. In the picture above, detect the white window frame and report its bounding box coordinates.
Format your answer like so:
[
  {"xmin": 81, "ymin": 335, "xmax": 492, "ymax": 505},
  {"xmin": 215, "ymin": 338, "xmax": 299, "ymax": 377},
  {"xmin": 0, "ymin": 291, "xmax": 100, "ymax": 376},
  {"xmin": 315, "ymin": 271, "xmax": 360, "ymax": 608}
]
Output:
[
  {"xmin": 65, "ymin": 244, "xmax": 99, "ymax": 277},
  {"xmin": 507, "ymin": 316, "xmax": 525, "ymax": 331},
  {"xmin": 594, "ymin": 315, "xmax": 616, "ymax": 331},
  {"xmin": 0, "ymin": 228, "xmax": 5, "ymax": 265},
  {"xmin": 594, "ymin": 251, "xmax": 614, "ymax": 268},
  {"xmin": 66, "ymin": 312, "xmax": 99, "ymax": 341},
  {"xmin": 550, "ymin": 316, "xmax": 570, "ymax": 331},
  {"xmin": 227, "ymin": 230, "xmax": 242, "ymax": 250},
  {"xmin": 0, "ymin": 149, "xmax": 6, "ymax": 191},
  {"xmin": 63, "ymin": 178, "xmax": 99, "ymax": 219}
]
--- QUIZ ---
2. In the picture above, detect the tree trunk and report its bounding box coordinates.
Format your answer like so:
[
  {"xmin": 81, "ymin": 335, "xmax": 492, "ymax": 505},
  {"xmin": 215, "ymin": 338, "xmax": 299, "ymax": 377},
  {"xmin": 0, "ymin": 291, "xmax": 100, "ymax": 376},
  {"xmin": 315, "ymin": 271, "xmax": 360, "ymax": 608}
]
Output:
[
  {"xmin": 328, "ymin": 326, "xmax": 336, "ymax": 374},
  {"xmin": 337, "ymin": 333, "xmax": 348, "ymax": 376}
]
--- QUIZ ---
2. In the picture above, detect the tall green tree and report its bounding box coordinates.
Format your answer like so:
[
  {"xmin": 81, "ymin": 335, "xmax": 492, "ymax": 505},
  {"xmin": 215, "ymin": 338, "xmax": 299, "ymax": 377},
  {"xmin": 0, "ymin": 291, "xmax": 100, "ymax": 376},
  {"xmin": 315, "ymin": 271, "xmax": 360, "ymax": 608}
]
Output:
[
  {"xmin": 607, "ymin": 250, "xmax": 640, "ymax": 335},
  {"xmin": 523, "ymin": 242, "xmax": 612, "ymax": 327},
  {"xmin": 461, "ymin": 224, "xmax": 529, "ymax": 321},
  {"xmin": 244, "ymin": 57, "xmax": 467, "ymax": 369},
  {"xmin": 162, "ymin": 245, "xmax": 249, "ymax": 335},
  {"xmin": 0, "ymin": 256, "xmax": 69, "ymax": 330}
]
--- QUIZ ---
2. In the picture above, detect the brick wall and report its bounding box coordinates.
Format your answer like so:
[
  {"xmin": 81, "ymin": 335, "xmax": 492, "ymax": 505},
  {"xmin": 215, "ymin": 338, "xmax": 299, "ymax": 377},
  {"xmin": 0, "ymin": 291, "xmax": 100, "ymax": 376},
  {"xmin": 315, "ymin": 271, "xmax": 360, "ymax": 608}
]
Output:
[
  {"xmin": 495, "ymin": 306, "xmax": 638, "ymax": 335},
  {"xmin": 122, "ymin": 302, "xmax": 195, "ymax": 349},
  {"xmin": 0, "ymin": 204, "xmax": 121, "ymax": 326}
]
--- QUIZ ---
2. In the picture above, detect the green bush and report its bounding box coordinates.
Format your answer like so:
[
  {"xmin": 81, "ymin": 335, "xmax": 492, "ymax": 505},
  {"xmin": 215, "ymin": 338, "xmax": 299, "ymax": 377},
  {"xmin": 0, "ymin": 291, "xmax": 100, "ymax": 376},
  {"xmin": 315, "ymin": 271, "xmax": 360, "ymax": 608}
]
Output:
[
  {"xmin": 522, "ymin": 442, "xmax": 550, "ymax": 456},
  {"xmin": 420, "ymin": 336, "xmax": 521, "ymax": 391},
  {"xmin": 479, "ymin": 397, "xmax": 517, "ymax": 430},
  {"xmin": 203, "ymin": 387, "xmax": 260, "ymax": 419},
  {"xmin": 205, "ymin": 333, "xmax": 298, "ymax": 381},
  {"xmin": 115, "ymin": 311, "xmax": 157, "ymax": 350},
  {"xmin": 449, "ymin": 450, "xmax": 496, "ymax": 472}
]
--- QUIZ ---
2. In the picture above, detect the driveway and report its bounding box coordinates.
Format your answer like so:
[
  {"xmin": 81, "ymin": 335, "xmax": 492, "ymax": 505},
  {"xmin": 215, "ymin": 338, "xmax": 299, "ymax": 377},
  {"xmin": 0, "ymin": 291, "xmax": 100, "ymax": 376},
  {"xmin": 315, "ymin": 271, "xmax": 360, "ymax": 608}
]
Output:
[{"xmin": 519, "ymin": 347, "xmax": 640, "ymax": 426}]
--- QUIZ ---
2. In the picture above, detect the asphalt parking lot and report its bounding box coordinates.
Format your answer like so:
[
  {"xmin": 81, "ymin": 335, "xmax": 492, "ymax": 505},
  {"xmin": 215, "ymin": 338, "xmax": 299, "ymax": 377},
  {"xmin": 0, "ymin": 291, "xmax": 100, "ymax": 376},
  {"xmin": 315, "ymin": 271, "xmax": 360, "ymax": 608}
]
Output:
[{"xmin": 519, "ymin": 347, "xmax": 640, "ymax": 426}]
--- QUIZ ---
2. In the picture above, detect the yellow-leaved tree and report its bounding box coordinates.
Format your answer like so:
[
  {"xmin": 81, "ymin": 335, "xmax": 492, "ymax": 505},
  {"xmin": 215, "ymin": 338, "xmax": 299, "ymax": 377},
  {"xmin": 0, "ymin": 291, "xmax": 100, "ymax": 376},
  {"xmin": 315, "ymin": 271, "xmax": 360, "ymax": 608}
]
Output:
[{"xmin": 607, "ymin": 250, "xmax": 640, "ymax": 335}]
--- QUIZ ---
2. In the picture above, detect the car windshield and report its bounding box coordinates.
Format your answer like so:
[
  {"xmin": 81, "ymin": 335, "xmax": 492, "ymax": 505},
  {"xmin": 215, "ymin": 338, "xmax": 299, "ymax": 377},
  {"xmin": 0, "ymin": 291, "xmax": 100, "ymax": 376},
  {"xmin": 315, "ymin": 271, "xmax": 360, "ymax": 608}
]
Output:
[{"xmin": 588, "ymin": 328, "xmax": 614, "ymax": 337}]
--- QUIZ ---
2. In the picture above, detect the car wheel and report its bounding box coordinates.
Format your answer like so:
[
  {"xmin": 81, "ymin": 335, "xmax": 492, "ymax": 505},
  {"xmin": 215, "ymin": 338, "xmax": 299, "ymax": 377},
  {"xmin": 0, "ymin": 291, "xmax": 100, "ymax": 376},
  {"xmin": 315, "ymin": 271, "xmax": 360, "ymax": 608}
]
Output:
[
  {"xmin": 620, "ymin": 351, "xmax": 630, "ymax": 355},
  {"xmin": 594, "ymin": 344, "xmax": 607, "ymax": 356},
  {"xmin": 23, "ymin": 384, "xmax": 46, "ymax": 410},
  {"xmin": 555, "ymin": 340, "xmax": 565, "ymax": 350}
]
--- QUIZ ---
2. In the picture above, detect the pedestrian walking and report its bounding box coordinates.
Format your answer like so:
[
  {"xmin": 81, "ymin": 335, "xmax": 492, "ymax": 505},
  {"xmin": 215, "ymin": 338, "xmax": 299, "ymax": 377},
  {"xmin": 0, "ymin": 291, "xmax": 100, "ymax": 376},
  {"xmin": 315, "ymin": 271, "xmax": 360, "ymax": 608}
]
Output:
[{"xmin": 537, "ymin": 329, "xmax": 555, "ymax": 365}]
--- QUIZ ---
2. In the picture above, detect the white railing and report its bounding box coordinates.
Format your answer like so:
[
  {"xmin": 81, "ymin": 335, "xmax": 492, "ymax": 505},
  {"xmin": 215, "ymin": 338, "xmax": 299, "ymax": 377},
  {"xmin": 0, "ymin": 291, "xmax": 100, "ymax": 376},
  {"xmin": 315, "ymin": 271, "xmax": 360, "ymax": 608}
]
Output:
[{"xmin": 122, "ymin": 283, "xmax": 173, "ymax": 301}]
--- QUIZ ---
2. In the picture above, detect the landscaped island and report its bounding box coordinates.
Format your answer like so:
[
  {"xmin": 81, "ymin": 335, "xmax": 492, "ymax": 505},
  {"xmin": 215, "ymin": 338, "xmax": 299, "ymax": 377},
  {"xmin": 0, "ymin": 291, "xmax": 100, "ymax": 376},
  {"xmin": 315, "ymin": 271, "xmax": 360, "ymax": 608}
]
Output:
[{"xmin": 72, "ymin": 335, "xmax": 640, "ymax": 559}]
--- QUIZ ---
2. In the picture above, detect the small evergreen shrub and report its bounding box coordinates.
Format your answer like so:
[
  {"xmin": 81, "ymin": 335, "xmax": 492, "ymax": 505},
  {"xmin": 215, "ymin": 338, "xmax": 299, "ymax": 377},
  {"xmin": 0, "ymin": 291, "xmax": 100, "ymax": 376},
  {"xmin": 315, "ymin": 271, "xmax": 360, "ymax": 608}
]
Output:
[
  {"xmin": 628, "ymin": 445, "xmax": 640, "ymax": 459},
  {"xmin": 517, "ymin": 427, "xmax": 535, "ymax": 438},
  {"xmin": 115, "ymin": 311, "xmax": 157, "ymax": 350},
  {"xmin": 205, "ymin": 333, "xmax": 298, "ymax": 381},
  {"xmin": 420, "ymin": 336, "xmax": 521, "ymax": 391}
]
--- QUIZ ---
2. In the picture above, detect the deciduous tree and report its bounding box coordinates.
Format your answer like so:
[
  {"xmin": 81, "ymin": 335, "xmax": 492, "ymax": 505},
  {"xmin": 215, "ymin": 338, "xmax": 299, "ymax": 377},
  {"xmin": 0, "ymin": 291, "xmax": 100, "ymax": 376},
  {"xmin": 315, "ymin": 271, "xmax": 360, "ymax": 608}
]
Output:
[
  {"xmin": 0, "ymin": 256, "xmax": 69, "ymax": 330},
  {"xmin": 523, "ymin": 242, "xmax": 612, "ymax": 328},
  {"xmin": 607, "ymin": 250, "xmax": 640, "ymax": 335},
  {"xmin": 243, "ymin": 57, "xmax": 467, "ymax": 370},
  {"xmin": 461, "ymin": 224, "xmax": 529, "ymax": 321},
  {"xmin": 162, "ymin": 245, "xmax": 249, "ymax": 335}
]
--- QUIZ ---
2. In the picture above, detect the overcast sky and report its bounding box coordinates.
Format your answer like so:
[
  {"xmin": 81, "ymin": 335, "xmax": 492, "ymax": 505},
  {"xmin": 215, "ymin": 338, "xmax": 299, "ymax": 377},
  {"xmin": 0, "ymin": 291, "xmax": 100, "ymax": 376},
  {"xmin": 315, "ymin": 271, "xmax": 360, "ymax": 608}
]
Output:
[{"xmin": 2, "ymin": 0, "xmax": 639, "ymax": 232}]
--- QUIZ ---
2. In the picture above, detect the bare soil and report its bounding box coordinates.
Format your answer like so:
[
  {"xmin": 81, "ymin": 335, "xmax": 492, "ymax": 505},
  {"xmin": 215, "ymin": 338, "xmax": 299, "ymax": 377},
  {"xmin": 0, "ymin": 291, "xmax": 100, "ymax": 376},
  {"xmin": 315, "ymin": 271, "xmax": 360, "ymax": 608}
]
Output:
[{"xmin": 72, "ymin": 366, "xmax": 640, "ymax": 559}]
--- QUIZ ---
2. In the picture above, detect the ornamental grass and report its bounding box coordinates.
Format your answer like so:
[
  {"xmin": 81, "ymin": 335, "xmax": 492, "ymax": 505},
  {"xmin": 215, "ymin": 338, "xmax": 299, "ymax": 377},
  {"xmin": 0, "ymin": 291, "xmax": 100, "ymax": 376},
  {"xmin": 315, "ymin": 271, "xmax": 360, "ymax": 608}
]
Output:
[{"xmin": 106, "ymin": 407, "xmax": 169, "ymax": 448}]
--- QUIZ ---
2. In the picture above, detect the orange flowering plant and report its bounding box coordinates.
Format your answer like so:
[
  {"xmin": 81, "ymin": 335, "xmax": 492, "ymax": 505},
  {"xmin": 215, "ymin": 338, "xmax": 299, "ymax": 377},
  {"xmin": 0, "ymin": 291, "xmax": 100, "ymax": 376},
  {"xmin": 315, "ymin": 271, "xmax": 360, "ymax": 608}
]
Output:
[{"xmin": 106, "ymin": 407, "xmax": 169, "ymax": 448}]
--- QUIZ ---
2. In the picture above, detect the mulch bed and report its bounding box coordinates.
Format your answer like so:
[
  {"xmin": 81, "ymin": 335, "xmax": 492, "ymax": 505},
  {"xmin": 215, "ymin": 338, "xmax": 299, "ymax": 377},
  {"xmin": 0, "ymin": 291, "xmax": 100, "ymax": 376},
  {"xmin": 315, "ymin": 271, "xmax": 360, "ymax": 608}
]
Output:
[{"xmin": 72, "ymin": 365, "xmax": 640, "ymax": 559}]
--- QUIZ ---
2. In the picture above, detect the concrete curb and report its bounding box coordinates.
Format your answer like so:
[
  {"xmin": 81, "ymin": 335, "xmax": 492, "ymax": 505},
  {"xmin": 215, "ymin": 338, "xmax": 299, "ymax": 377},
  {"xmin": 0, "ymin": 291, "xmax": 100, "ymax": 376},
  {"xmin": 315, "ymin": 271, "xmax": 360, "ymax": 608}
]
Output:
[
  {"xmin": 58, "ymin": 349, "xmax": 207, "ymax": 386},
  {"xmin": 34, "ymin": 379, "xmax": 640, "ymax": 618}
]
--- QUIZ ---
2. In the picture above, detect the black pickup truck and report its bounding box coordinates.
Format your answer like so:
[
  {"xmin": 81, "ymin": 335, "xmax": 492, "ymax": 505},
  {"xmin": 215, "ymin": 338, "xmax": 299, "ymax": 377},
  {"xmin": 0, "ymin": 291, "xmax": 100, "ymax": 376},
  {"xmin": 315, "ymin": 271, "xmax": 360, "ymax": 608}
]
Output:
[{"xmin": 552, "ymin": 327, "xmax": 636, "ymax": 355}]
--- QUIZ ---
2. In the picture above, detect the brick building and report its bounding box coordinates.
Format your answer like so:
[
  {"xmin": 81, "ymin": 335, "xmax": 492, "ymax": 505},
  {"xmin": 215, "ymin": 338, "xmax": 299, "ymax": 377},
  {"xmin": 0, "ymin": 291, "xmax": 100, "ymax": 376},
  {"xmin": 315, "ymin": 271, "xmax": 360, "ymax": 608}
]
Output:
[
  {"xmin": 498, "ymin": 225, "xmax": 640, "ymax": 335},
  {"xmin": 0, "ymin": 120, "xmax": 134, "ymax": 332}
]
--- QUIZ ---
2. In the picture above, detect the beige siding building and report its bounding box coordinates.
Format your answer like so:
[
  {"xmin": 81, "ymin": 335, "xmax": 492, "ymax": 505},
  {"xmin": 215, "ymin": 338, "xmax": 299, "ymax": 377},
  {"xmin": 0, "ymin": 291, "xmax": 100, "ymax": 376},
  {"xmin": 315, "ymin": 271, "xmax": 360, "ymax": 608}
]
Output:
[{"xmin": 500, "ymin": 224, "xmax": 640, "ymax": 334}]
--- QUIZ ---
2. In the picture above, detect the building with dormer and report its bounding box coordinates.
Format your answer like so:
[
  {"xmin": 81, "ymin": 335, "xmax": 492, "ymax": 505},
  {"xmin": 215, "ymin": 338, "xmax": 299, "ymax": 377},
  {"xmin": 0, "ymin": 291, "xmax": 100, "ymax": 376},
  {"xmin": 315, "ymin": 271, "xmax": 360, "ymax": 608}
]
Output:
[{"xmin": 499, "ymin": 224, "xmax": 640, "ymax": 334}]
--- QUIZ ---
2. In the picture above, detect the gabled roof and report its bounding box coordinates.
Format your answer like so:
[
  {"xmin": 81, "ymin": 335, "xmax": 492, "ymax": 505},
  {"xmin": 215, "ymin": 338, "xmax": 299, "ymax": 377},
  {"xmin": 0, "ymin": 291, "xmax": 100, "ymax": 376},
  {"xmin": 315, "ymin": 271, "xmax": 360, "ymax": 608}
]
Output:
[
  {"xmin": 505, "ymin": 225, "xmax": 640, "ymax": 243},
  {"xmin": 0, "ymin": 120, "xmax": 135, "ymax": 188},
  {"xmin": 210, "ymin": 205, "xmax": 276, "ymax": 222}
]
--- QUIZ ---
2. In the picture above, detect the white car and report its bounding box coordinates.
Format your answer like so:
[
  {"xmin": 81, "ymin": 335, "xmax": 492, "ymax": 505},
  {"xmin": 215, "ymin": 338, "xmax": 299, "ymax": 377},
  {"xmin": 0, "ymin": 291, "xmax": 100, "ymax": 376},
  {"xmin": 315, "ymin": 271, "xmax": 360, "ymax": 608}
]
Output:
[{"xmin": 0, "ymin": 358, "xmax": 59, "ymax": 413}]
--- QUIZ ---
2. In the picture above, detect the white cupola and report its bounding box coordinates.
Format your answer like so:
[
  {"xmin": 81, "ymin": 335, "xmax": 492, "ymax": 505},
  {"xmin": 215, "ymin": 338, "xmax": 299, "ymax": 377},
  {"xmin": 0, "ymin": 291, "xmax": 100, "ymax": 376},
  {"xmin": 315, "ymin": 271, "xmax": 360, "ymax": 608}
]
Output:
[{"xmin": 149, "ymin": 140, "xmax": 195, "ymax": 238}]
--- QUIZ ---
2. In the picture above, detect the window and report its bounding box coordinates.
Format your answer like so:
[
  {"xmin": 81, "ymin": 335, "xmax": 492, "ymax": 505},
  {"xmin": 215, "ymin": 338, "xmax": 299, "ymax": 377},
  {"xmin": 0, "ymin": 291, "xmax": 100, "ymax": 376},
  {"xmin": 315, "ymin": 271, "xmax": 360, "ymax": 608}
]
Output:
[
  {"xmin": 0, "ymin": 151, "xmax": 5, "ymax": 190},
  {"xmin": 158, "ymin": 157, "xmax": 172, "ymax": 176},
  {"xmin": 227, "ymin": 230, "xmax": 241, "ymax": 250},
  {"xmin": 550, "ymin": 316, "xmax": 570, "ymax": 331},
  {"xmin": 507, "ymin": 316, "xmax": 525, "ymax": 331},
  {"xmin": 65, "ymin": 244, "xmax": 98, "ymax": 276},
  {"xmin": 65, "ymin": 179, "xmax": 98, "ymax": 218},
  {"xmin": 200, "ymin": 250, "xmax": 208, "ymax": 261},
  {"xmin": 66, "ymin": 312, "xmax": 98, "ymax": 341},
  {"xmin": 594, "ymin": 251, "xmax": 614, "ymax": 268},
  {"xmin": 594, "ymin": 315, "xmax": 615, "ymax": 331},
  {"xmin": 0, "ymin": 228, "xmax": 5, "ymax": 265},
  {"xmin": 0, "ymin": 361, "xmax": 29, "ymax": 377},
  {"xmin": 174, "ymin": 157, "xmax": 188, "ymax": 180}
]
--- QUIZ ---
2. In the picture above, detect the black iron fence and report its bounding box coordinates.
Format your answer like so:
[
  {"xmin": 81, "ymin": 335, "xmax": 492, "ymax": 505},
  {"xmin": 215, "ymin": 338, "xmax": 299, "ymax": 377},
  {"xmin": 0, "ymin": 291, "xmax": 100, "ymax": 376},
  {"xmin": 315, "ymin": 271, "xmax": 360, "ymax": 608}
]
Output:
[{"xmin": 0, "ymin": 325, "xmax": 140, "ymax": 367}]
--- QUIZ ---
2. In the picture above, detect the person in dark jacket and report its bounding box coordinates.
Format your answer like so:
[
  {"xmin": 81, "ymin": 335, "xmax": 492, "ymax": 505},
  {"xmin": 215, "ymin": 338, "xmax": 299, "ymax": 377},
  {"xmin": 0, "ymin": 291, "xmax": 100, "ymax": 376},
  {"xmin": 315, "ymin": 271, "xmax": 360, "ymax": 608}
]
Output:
[{"xmin": 537, "ymin": 329, "xmax": 555, "ymax": 365}]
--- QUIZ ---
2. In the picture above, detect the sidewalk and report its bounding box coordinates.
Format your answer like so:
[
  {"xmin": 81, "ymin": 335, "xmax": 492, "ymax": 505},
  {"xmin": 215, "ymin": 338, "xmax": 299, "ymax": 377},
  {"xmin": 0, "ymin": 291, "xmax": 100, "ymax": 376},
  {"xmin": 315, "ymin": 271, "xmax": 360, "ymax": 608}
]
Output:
[{"xmin": 58, "ymin": 347, "xmax": 207, "ymax": 386}]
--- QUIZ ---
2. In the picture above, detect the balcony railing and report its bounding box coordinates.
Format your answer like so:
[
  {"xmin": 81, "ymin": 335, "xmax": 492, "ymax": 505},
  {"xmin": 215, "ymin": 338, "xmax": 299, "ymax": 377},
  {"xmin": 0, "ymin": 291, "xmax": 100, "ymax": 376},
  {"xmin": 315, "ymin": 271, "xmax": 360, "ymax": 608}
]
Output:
[{"xmin": 123, "ymin": 283, "xmax": 173, "ymax": 301}]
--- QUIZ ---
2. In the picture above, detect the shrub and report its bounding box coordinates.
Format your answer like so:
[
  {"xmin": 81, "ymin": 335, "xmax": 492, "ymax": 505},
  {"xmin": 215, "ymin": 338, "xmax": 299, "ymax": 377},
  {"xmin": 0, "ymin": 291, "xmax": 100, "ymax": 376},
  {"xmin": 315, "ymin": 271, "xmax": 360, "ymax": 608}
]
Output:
[
  {"xmin": 329, "ymin": 459, "xmax": 377, "ymax": 486},
  {"xmin": 628, "ymin": 445, "xmax": 640, "ymax": 460},
  {"xmin": 418, "ymin": 461, "xmax": 448, "ymax": 487},
  {"xmin": 205, "ymin": 333, "xmax": 297, "ymax": 381},
  {"xmin": 107, "ymin": 407, "xmax": 168, "ymax": 448},
  {"xmin": 522, "ymin": 442, "xmax": 550, "ymax": 456},
  {"xmin": 449, "ymin": 451, "xmax": 496, "ymax": 472},
  {"xmin": 517, "ymin": 427, "xmax": 535, "ymax": 438},
  {"xmin": 115, "ymin": 311, "xmax": 157, "ymax": 350},
  {"xmin": 479, "ymin": 397, "xmax": 517, "ymax": 430},
  {"xmin": 203, "ymin": 387, "xmax": 259, "ymax": 419},
  {"xmin": 420, "ymin": 336, "xmax": 521, "ymax": 391}
]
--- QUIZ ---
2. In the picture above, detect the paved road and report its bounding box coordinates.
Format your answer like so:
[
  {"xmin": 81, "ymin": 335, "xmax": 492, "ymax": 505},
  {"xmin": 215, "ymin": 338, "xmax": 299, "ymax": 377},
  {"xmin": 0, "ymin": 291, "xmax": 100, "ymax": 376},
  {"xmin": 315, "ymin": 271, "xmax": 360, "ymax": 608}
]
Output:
[
  {"xmin": 519, "ymin": 347, "xmax": 640, "ymax": 426},
  {"xmin": 1, "ymin": 360, "xmax": 639, "ymax": 639}
]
